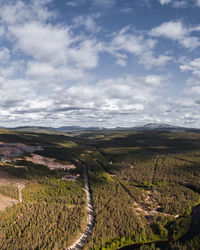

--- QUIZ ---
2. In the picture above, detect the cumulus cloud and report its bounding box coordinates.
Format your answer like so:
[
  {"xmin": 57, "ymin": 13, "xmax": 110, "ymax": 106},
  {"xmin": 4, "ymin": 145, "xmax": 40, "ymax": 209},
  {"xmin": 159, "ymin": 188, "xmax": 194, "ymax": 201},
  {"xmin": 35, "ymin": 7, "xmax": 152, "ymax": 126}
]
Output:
[
  {"xmin": 151, "ymin": 21, "xmax": 200, "ymax": 50},
  {"xmin": 157, "ymin": 0, "xmax": 197, "ymax": 8},
  {"xmin": 151, "ymin": 21, "xmax": 187, "ymax": 40},
  {"xmin": 0, "ymin": 0, "xmax": 53, "ymax": 25},
  {"xmin": 180, "ymin": 58, "xmax": 200, "ymax": 78},
  {"xmin": 144, "ymin": 75, "xmax": 165, "ymax": 86},
  {"xmin": 159, "ymin": 0, "xmax": 173, "ymax": 4},
  {"xmin": 107, "ymin": 27, "xmax": 173, "ymax": 69},
  {"xmin": 0, "ymin": 0, "xmax": 198, "ymax": 128},
  {"xmin": 10, "ymin": 23, "xmax": 70, "ymax": 65},
  {"xmin": 0, "ymin": 48, "xmax": 10, "ymax": 64},
  {"xmin": 27, "ymin": 61, "xmax": 86, "ymax": 82},
  {"xmin": 0, "ymin": 71, "xmax": 170, "ymax": 127},
  {"xmin": 72, "ymin": 15, "xmax": 101, "ymax": 33}
]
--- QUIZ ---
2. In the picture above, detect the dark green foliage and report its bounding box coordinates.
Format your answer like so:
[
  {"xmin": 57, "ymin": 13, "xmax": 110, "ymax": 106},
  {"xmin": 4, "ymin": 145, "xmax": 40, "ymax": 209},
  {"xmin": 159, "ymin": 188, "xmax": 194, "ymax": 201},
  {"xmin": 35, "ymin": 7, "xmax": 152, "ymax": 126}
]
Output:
[
  {"xmin": 1, "ymin": 129, "xmax": 200, "ymax": 249},
  {"xmin": 0, "ymin": 178, "xmax": 86, "ymax": 249},
  {"xmin": 168, "ymin": 217, "xmax": 191, "ymax": 241},
  {"xmin": 0, "ymin": 202, "xmax": 86, "ymax": 249}
]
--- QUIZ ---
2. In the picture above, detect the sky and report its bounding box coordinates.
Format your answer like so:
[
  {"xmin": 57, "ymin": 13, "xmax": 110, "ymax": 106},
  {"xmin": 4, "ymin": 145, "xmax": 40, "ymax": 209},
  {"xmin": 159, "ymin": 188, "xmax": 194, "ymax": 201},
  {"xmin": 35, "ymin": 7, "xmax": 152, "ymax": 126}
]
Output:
[{"xmin": 0, "ymin": 0, "xmax": 200, "ymax": 128}]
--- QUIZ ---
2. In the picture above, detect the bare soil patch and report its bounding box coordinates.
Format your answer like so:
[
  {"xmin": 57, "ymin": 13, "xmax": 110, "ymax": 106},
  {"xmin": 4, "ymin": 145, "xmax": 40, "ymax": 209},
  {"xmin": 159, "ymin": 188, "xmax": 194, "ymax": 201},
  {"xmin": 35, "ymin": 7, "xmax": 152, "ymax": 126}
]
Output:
[
  {"xmin": 0, "ymin": 142, "xmax": 42, "ymax": 160},
  {"xmin": 25, "ymin": 154, "xmax": 76, "ymax": 170},
  {"xmin": 0, "ymin": 170, "xmax": 27, "ymax": 186},
  {"xmin": 0, "ymin": 193, "xmax": 18, "ymax": 211}
]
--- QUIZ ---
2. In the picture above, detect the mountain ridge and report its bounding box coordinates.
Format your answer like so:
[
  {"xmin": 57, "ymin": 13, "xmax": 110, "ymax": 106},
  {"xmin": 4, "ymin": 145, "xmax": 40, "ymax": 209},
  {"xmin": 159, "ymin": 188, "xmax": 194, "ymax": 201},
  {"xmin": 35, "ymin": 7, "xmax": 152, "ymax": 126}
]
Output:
[{"xmin": 3, "ymin": 123, "xmax": 199, "ymax": 132}]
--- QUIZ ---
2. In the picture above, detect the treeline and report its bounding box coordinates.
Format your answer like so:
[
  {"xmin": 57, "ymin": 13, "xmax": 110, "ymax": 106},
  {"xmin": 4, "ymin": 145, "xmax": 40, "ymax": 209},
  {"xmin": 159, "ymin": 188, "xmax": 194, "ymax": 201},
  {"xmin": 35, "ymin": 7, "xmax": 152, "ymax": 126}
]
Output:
[{"xmin": 0, "ymin": 160, "xmax": 59, "ymax": 180}]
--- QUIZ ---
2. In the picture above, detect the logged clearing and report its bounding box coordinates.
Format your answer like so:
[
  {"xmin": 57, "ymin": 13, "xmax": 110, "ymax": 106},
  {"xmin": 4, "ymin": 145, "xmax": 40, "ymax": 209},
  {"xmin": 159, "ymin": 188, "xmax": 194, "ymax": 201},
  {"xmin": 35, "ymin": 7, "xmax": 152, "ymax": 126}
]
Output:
[
  {"xmin": 0, "ymin": 169, "xmax": 27, "ymax": 210},
  {"xmin": 0, "ymin": 142, "xmax": 42, "ymax": 160},
  {"xmin": 0, "ymin": 193, "xmax": 18, "ymax": 211},
  {"xmin": 0, "ymin": 170, "xmax": 27, "ymax": 186},
  {"xmin": 25, "ymin": 154, "xmax": 76, "ymax": 170}
]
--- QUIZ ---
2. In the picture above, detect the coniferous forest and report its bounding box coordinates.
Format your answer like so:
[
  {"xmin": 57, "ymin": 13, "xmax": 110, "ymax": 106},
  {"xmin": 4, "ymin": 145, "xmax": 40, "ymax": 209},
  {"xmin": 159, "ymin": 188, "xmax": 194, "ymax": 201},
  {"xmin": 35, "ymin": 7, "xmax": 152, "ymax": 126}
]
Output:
[{"xmin": 0, "ymin": 129, "xmax": 200, "ymax": 249}]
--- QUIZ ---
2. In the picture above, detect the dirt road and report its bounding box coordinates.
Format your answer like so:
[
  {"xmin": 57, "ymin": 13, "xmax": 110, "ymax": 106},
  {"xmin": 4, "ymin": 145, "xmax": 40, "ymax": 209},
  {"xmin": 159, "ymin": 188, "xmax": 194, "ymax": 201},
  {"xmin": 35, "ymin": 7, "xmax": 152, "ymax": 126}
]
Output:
[
  {"xmin": 67, "ymin": 162, "xmax": 94, "ymax": 250},
  {"xmin": 18, "ymin": 185, "xmax": 25, "ymax": 203}
]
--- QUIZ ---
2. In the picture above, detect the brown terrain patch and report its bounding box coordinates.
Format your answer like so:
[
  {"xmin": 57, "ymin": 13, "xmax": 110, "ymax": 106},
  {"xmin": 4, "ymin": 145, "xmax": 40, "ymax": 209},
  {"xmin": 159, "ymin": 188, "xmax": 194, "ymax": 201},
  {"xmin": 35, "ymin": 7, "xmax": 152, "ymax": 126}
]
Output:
[
  {"xmin": 0, "ymin": 170, "xmax": 27, "ymax": 186},
  {"xmin": 25, "ymin": 154, "xmax": 76, "ymax": 170},
  {"xmin": 0, "ymin": 142, "xmax": 42, "ymax": 161},
  {"xmin": 0, "ymin": 169, "xmax": 27, "ymax": 210},
  {"xmin": 133, "ymin": 191, "xmax": 180, "ymax": 219},
  {"xmin": 0, "ymin": 193, "xmax": 18, "ymax": 211}
]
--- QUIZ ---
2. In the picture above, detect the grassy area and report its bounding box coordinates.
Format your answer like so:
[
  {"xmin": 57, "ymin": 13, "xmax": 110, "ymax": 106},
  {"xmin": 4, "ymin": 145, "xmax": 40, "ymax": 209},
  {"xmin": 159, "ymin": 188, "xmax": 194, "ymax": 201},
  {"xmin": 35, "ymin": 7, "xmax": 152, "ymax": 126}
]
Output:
[{"xmin": 0, "ymin": 185, "xmax": 19, "ymax": 200}]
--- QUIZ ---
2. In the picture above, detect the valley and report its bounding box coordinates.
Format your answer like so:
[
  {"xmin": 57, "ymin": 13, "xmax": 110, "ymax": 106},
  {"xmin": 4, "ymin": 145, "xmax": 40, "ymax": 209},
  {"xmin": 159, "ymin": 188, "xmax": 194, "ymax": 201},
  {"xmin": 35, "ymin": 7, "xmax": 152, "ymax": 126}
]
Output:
[{"xmin": 0, "ymin": 128, "xmax": 200, "ymax": 249}]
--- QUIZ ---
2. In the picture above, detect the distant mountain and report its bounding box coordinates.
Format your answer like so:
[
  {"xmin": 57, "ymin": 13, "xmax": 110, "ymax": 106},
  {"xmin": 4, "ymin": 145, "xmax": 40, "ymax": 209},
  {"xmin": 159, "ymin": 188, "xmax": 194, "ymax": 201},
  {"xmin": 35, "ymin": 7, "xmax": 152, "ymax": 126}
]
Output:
[
  {"xmin": 9, "ymin": 126, "xmax": 55, "ymax": 132},
  {"xmin": 3, "ymin": 123, "xmax": 199, "ymax": 132},
  {"xmin": 8, "ymin": 125, "xmax": 104, "ymax": 132},
  {"xmin": 57, "ymin": 126, "xmax": 104, "ymax": 131},
  {"xmin": 132, "ymin": 123, "xmax": 194, "ymax": 131}
]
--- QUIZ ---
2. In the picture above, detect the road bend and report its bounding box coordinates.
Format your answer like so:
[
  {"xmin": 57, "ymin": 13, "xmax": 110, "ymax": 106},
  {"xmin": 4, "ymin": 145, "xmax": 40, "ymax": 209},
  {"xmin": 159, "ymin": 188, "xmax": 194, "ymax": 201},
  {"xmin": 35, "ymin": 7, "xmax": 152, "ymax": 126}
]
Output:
[{"xmin": 67, "ymin": 162, "xmax": 94, "ymax": 250}]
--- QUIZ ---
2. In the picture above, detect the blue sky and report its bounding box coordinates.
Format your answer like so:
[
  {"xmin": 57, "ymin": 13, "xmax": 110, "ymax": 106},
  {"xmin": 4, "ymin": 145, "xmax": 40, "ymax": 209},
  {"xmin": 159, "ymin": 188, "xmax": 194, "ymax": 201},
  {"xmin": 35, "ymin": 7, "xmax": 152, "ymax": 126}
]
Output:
[{"xmin": 0, "ymin": 0, "xmax": 200, "ymax": 128}]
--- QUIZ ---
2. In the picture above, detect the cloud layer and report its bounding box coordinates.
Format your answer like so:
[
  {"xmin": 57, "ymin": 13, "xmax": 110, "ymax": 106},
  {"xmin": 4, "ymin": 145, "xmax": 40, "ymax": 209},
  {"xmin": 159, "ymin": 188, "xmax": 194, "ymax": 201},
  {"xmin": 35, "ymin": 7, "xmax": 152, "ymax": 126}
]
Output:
[{"xmin": 0, "ymin": 0, "xmax": 199, "ymax": 127}]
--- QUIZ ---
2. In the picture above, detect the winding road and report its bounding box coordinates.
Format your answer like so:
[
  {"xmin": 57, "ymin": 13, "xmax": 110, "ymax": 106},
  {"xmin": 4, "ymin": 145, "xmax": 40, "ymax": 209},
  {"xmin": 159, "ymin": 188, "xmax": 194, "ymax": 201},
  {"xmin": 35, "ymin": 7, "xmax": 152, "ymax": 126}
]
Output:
[{"xmin": 67, "ymin": 162, "xmax": 94, "ymax": 250}]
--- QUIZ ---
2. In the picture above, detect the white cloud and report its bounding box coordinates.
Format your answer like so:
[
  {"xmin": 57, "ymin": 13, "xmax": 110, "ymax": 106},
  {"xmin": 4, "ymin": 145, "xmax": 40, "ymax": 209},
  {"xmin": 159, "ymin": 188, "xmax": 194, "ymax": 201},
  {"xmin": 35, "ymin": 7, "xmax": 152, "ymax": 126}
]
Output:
[
  {"xmin": 72, "ymin": 15, "xmax": 101, "ymax": 33},
  {"xmin": 173, "ymin": 1, "xmax": 187, "ymax": 7},
  {"xmin": 180, "ymin": 58, "xmax": 200, "ymax": 78},
  {"xmin": 159, "ymin": 0, "xmax": 173, "ymax": 4},
  {"xmin": 92, "ymin": 0, "xmax": 116, "ymax": 8},
  {"xmin": 68, "ymin": 40, "xmax": 102, "ymax": 69},
  {"xmin": 116, "ymin": 56, "xmax": 127, "ymax": 67},
  {"xmin": 151, "ymin": 21, "xmax": 187, "ymax": 40},
  {"xmin": 151, "ymin": 21, "xmax": 200, "ymax": 50},
  {"xmin": 139, "ymin": 51, "xmax": 173, "ymax": 69},
  {"xmin": 157, "ymin": 0, "xmax": 188, "ymax": 8},
  {"xmin": 0, "ymin": 0, "xmax": 198, "ymax": 128},
  {"xmin": 9, "ymin": 22, "xmax": 72, "ymax": 65},
  {"xmin": 0, "ymin": 0, "xmax": 53, "ymax": 25},
  {"xmin": 66, "ymin": 1, "xmax": 79, "ymax": 7},
  {"xmin": 144, "ymin": 75, "xmax": 164, "ymax": 86},
  {"xmin": 0, "ymin": 48, "xmax": 10, "ymax": 64},
  {"xmin": 66, "ymin": 0, "xmax": 85, "ymax": 7},
  {"xmin": 107, "ymin": 27, "xmax": 172, "ymax": 68},
  {"xmin": 61, "ymin": 75, "xmax": 159, "ymax": 112},
  {"xmin": 0, "ymin": 72, "xmax": 169, "ymax": 127},
  {"xmin": 27, "ymin": 61, "xmax": 86, "ymax": 82},
  {"xmin": 7, "ymin": 15, "xmax": 102, "ymax": 71},
  {"xmin": 196, "ymin": 0, "xmax": 200, "ymax": 7},
  {"xmin": 0, "ymin": 26, "xmax": 5, "ymax": 36},
  {"xmin": 110, "ymin": 27, "xmax": 156, "ymax": 55}
]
